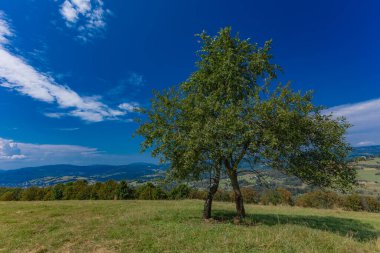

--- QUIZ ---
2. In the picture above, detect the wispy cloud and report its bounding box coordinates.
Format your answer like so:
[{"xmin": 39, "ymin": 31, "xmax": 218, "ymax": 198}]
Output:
[
  {"xmin": 0, "ymin": 11, "xmax": 12, "ymax": 44},
  {"xmin": 57, "ymin": 127, "xmax": 80, "ymax": 131},
  {"xmin": 107, "ymin": 73, "xmax": 146, "ymax": 98},
  {"xmin": 118, "ymin": 102, "xmax": 139, "ymax": 113},
  {"xmin": 0, "ymin": 137, "xmax": 98, "ymax": 168},
  {"xmin": 59, "ymin": 0, "xmax": 110, "ymax": 41},
  {"xmin": 0, "ymin": 13, "xmax": 135, "ymax": 123},
  {"xmin": 0, "ymin": 138, "xmax": 25, "ymax": 160},
  {"xmin": 127, "ymin": 73, "xmax": 145, "ymax": 87},
  {"xmin": 327, "ymin": 98, "xmax": 380, "ymax": 146},
  {"xmin": 0, "ymin": 137, "xmax": 156, "ymax": 170}
]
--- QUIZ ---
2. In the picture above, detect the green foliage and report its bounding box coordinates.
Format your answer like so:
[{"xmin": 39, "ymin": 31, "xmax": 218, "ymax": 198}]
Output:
[
  {"xmin": 20, "ymin": 186, "xmax": 45, "ymax": 201},
  {"xmin": 117, "ymin": 180, "xmax": 134, "ymax": 200},
  {"xmin": 0, "ymin": 191, "xmax": 15, "ymax": 201},
  {"xmin": 136, "ymin": 27, "xmax": 356, "ymax": 218},
  {"xmin": 169, "ymin": 184, "xmax": 191, "ymax": 200},
  {"xmin": 296, "ymin": 191, "xmax": 341, "ymax": 209},
  {"xmin": 135, "ymin": 183, "xmax": 168, "ymax": 200},
  {"xmin": 52, "ymin": 184, "xmax": 64, "ymax": 200},
  {"xmin": 342, "ymin": 194, "xmax": 380, "ymax": 212},
  {"xmin": 240, "ymin": 188, "xmax": 260, "ymax": 204},
  {"xmin": 0, "ymin": 181, "xmax": 379, "ymax": 214},
  {"xmin": 296, "ymin": 191, "xmax": 380, "ymax": 213}
]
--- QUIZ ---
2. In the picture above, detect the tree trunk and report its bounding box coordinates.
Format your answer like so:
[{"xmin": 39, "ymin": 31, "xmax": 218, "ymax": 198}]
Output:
[
  {"xmin": 203, "ymin": 165, "xmax": 221, "ymax": 219},
  {"xmin": 228, "ymin": 170, "xmax": 245, "ymax": 219}
]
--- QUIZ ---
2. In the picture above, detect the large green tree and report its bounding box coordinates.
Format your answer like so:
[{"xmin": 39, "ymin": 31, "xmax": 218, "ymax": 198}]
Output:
[{"xmin": 136, "ymin": 27, "xmax": 356, "ymax": 219}]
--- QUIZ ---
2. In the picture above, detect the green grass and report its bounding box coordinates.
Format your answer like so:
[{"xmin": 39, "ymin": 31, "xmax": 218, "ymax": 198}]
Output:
[
  {"xmin": 0, "ymin": 200, "xmax": 379, "ymax": 253},
  {"xmin": 355, "ymin": 158, "xmax": 380, "ymax": 195}
]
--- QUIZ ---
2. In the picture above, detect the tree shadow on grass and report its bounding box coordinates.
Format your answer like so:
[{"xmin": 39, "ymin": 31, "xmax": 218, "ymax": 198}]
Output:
[{"xmin": 212, "ymin": 210, "xmax": 379, "ymax": 242}]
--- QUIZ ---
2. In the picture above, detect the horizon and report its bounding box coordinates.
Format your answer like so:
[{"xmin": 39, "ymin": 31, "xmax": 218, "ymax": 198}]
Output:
[{"xmin": 0, "ymin": 0, "xmax": 380, "ymax": 169}]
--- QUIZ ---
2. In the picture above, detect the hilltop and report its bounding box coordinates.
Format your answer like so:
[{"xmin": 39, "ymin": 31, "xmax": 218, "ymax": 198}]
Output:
[{"xmin": 0, "ymin": 200, "xmax": 379, "ymax": 252}]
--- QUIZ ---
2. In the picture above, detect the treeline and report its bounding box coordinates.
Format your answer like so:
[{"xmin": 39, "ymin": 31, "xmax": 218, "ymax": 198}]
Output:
[{"xmin": 0, "ymin": 180, "xmax": 379, "ymax": 213}]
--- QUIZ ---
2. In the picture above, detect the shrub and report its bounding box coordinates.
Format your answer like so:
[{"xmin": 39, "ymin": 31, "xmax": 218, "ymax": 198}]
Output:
[
  {"xmin": 169, "ymin": 184, "xmax": 190, "ymax": 200},
  {"xmin": 21, "ymin": 187, "xmax": 45, "ymax": 201},
  {"xmin": 241, "ymin": 188, "xmax": 260, "ymax": 204},
  {"xmin": 0, "ymin": 191, "xmax": 15, "ymax": 201},
  {"xmin": 135, "ymin": 183, "xmax": 167, "ymax": 200},
  {"xmin": 342, "ymin": 194, "xmax": 380, "ymax": 212},
  {"xmin": 296, "ymin": 191, "xmax": 341, "ymax": 209},
  {"xmin": 213, "ymin": 190, "xmax": 231, "ymax": 202},
  {"xmin": 261, "ymin": 190, "xmax": 282, "ymax": 205},
  {"xmin": 188, "ymin": 189, "xmax": 207, "ymax": 200},
  {"xmin": 117, "ymin": 181, "xmax": 134, "ymax": 200},
  {"xmin": 52, "ymin": 184, "xmax": 64, "ymax": 200},
  {"xmin": 276, "ymin": 188, "xmax": 293, "ymax": 205}
]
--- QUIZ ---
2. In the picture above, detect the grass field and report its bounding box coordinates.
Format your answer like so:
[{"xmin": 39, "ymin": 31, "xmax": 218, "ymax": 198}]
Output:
[
  {"xmin": 0, "ymin": 200, "xmax": 379, "ymax": 252},
  {"xmin": 355, "ymin": 157, "xmax": 380, "ymax": 195}
]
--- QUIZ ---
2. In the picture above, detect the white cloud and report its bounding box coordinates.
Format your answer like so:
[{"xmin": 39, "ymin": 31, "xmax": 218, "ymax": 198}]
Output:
[
  {"xmin": 327, "ymin": 98, "xmax": 380, "ymax": 146},
  {"xmin": 59, "ymin": 0, "xmax": 109, "ymax": 41},
  {"xmin": 0, "ymin": 138, "xmax": 25, "ymax": 160},
  {"xmin": 118, "ymin": 102, "xmax": 139, "ymax": 113},
  {"xmin": 0, "ymin": 13, "xmax": 135, "ymax": 122},
  {"xmin": 0, "ymin": 137, "xmax": 99, "ymax": 168},
  {"xmin": 0, "ymin": 11, "xmax": 12, "ymax": 44},
  {"xmin": 0, "ymin": 137, "xmax": 156, "ymax": 170}
]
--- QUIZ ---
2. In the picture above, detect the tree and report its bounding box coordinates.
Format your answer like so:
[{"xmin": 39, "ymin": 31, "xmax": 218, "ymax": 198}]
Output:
[
  {"xmin": 136, "ymin": 27, "xmax": 356, "ymax": 219},
  {"xmin": 117, "ymin": 180, "xmax": 134, "ymax": 200}
]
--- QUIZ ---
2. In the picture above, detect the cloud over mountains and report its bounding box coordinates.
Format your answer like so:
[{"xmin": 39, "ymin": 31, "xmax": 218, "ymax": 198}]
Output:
[{"xmin": 327, "ymin": 98, "xmax": 380, "ymax": 146}]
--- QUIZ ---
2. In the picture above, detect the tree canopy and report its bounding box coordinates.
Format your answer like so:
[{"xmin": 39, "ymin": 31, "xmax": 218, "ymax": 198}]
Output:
[{"xmin": 136, "ymin": 27, "xmax": 357, "ymax": 219}]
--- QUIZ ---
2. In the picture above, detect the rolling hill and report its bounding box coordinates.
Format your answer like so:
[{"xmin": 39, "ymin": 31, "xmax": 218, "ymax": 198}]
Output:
[
  {"xmin": 1, "ymin": 145, "xmax": 380, "ymax": 188},
  {"xmin": 0, "ymin": 163, "xmax": 166, "ymax": 187}
]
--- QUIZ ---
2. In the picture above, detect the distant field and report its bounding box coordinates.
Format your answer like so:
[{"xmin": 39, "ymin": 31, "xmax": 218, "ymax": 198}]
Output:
[
  {"xmin": 0, "ymin": 200, "xmax": 379, "ymax": 252},
  {"xmin": 355, "ymin": 157, "xmax": 380, "ymax": 196}
]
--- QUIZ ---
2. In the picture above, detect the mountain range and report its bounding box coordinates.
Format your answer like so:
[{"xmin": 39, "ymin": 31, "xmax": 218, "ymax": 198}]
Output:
[
  {"xmin": 1, "ymin": 145, "xmax": 380, "ymax": 187},
  {"xmin": 0, "ymin": 163, "xmax": 166, "ymax": 187}
]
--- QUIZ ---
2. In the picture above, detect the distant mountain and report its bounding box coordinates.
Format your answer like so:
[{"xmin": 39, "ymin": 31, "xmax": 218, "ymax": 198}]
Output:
[
  {"xmin": 0, "ymin": 163, "xmax": 166, "ymax": 187},
  {"xmin": 351, "ymin": 145, "xmax": 380, "ymax": 157},
  {"xmin": 1, "ymin": 145, "xmax": 380, "ymax": 188}
]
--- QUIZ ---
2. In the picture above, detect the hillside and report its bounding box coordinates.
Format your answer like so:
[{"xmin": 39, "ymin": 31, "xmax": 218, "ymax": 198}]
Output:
[
  {"xmin": 0, "ymin": 200, "xmax": 379, "ymax": 252},
  {"xmin": 0, "ymin": 163, "xmax": 166, "ymax": 187},
  {"xmin": 1, "ymin": 145, "xmax": 380, "ymax": 189}
]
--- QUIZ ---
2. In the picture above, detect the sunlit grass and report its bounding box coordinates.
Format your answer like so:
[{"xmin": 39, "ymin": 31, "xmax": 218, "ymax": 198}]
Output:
[{"xmin": 0, "ymin": 200, "xmax": 379, "ymax": 252}]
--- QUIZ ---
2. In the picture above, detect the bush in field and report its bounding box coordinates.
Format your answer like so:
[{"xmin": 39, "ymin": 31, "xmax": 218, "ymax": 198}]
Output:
[
  {"xmin": 276, "ymin": 188, "xmax": 293, "ymax": 205},
  {"xmin": 43, "ymin": 188, "xmax": 54, "ymax": 201},
  {"xmin": 90, "ymin": 182, "xmax": 103, "ymax": 200},
  {"xmin": 98, "ymin": 180, "xmax": 119, "ymax": 200},
  {"xmin": 241, "ymin": 188, "xmax": 260, "ymax": 204},
  {"xmin": 364, "ymin": 196, "xmax": 380, "ymax": 212},
  {"xmin": 117, "ymin": 181, "xmax": 134, "ymax": 200},
  {"xmin": 52, "ymin": 184, "xmax": 64, "ymax": 200},
  {"xmin": 21, "ymin": 186, "xmax": 45, "ymax": 201},
  {"xmin": 72, "ymin": 180, "xmax": 91, "ymax": 200},
  {"xmin": 342, "ymin": 194, "xmax": 380, "ymax": 212},
  {"xmin": 296, "ymin": 191, "xmax": 341, "ymax": 209},
  {"xmin": 0, "ymin": 189, "xmax": 21, "ymax": 201},
  {"xmin": 261, "ymin": 190, "xmax": 282, "ymax": 205},
  {"xmin": 0, "ymin": 191, "xmax": 15, "ymax": 201},
  {"xmin": 214, "ymin": 190, "xmax": 232, "ymax": 202},
  {"xmin": 169, "ymin": 184, "xmax": 190, "ymax": 200},
  {"xmin": 261, "ymin": 188, "xmax": 293, "ymax": 206},
  {"xmin": 188, "ymin": 189, "xmax": 208, "ymax": 200},
  {"xmin": 135, "ymin": 183, "xmax": 167, "ymax": 200}
]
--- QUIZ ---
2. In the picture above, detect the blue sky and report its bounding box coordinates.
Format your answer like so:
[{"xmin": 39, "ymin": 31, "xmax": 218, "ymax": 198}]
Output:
[{"xmin": 0, "ymin": 0, "xmax": 379, "ymax": 169}]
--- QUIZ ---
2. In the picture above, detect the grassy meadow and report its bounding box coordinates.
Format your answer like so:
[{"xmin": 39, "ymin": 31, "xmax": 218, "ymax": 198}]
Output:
[
  {"xmin": 0, "ymin": 200, "xmax": 379, "ymax": 253},
  {"xmin": 356, "ymin": 157, "xmax": 380, "ymax": 196}
]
